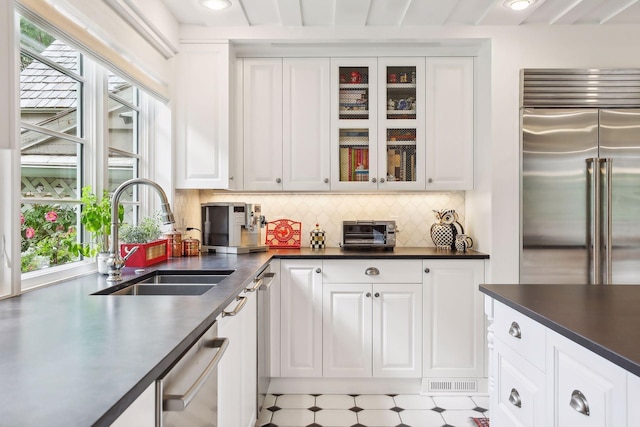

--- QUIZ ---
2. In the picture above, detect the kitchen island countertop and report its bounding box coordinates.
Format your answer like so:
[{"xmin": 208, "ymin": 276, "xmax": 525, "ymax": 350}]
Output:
[
  {"xmin": 0, "ymin": 247, "xmax": 488, "ymax": 426},
  {"xmin": 480, "ymin": 283, "xmax": 640, "ymax": 378}
]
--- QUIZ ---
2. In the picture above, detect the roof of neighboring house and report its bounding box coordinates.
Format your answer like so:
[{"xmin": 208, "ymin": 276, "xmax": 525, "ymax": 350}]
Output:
[
  {"xmin": 20, "ymin": 40, "xmax": 79, "ymax": 109},
  {"xmin": 20, "ymin": 39, "xmax": 131, "ymax": 110}
]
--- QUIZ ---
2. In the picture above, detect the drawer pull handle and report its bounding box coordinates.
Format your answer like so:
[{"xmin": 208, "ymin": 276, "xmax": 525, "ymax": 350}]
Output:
[
  {"xmin": 509, "ymin": 321, "xmax": 522, "ymax": 339},
  {"xmin": 508, "ymin": 388, "xmax": 522, "ymax": 408},
  {"xmin": 365, "ymin": 267, "xmax": 380, "ymax": 276},
  {"xmin": 222, "ymin": 296, "xmax": 247, "ymax": 317},
  {"xmin": 570, "ymin": 390, "xmax": 590, "ymax": 416}
]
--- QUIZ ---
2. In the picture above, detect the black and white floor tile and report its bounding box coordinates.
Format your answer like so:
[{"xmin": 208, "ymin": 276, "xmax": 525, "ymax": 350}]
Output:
[{"xmin": 257, "ymin": 394, "xmax": 489, "ymax": 427}]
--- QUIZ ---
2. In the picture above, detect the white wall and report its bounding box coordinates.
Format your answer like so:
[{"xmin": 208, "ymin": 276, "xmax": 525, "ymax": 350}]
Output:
[{"xmin": 176, "ymin": 24, "xmax": 640, "ymax": 284}]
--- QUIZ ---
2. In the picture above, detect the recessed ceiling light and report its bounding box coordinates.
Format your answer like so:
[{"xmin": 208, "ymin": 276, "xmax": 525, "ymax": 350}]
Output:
[
  {"xmin": 200, "ymin": 0, "xmax": 231, "ymax": 11},
  {"xmin": 504, "ymin": 0, "xmax": 536, "ymax": 11}
]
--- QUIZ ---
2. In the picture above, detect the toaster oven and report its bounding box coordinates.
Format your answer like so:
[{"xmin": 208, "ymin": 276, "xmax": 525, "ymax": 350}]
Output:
[{"xmin": 341, "ymin": 220, "xmax": 396, "ymax": 250}]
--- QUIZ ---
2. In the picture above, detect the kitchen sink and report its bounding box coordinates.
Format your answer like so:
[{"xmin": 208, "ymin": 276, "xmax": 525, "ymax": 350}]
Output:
[
  {"xmin": 107, "ymin": 284, "xmax": 214, "ymax": 296},
  {"xmin": 135, "ymin": 272, "xmax": 233, "ymax": 285},
  {"xmin": 93, "ymin": 270, "xmax": 235, "ymax": 296}
]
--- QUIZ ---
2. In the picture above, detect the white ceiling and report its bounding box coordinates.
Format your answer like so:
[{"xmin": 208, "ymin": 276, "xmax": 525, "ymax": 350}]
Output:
[{"xmin": 159, "ymin": 0, "xmax": 640, "ymax": 28}]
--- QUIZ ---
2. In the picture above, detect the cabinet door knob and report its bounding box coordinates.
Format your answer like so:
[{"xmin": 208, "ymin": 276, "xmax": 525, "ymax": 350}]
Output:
[
  {"xmin": 324, "ymin": 178, "xmax": 329, "ymax": 183},
  {"xmin": 424, "ymin": 268, "xmax": 430, "ymax": 273},
  {"xmin": 508, "ymin": 321, "xmax": 522, "ymax": 339},
  {"xmin": 229, "ymin": 176, "xmax": 234, "ymax": 180},
  {"xmin": 379, "ymin": 178, "xmax": 385, "ymax": 183},
  {"xmin": 374, "ymin": 292, "xmax": 380, "ymax": 298},
  {"xmin": 365, "ymin": 267, "xmax": 380, "ymax": 276},
  {"xmin": 428, "ymin": 178, "xmax": 433, "ymax": 183},
  {"xmin": 366, "ymin": 292, "xmax": 371, "ymax": 298},
  {"xmin": 276, "ymin": 178, "xmax": 282, "ymax": 184},
  {"xmin": 569, "ymin": 390, "xmax": 590, "ymax": 416},
  {"xmin": 315, "ymin": 268, "xmax": 321, "ymax": 273},
  {"xmin": 508, "ymin": 388, "xmax": 522, "ymax": 408}
]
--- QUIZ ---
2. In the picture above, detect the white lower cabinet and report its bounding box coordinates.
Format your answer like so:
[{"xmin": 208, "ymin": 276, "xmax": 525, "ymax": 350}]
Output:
[
  {"xmin": 322, "ymin": 282, "xmax": 422, "ymax": 378},
  {"xmin": 487, "ymin": 300, "xmax": 630, "ymax": 427},
  {"xmin": 110, "ymin": 382, "xmax": 155, "ymax": 427},
  {"xmin": 546, "ymin": 330, "xmax": 626, "ymax": 427},
  {"xmin": 322, "ymin": 260, "xmax": 423, "ymax": 378},
  {"xmin": 422, "ymin": 259, "xmax": 485, "ymax": 378},
  {"xmin": 628, "ymin": 373, "xmax": 640, "ymax": 425},
  {"xmin": 218, "ymin": 289, "xmax": 258, "ymax": 427},
  {"xmin": 280, "ymin": 259, "xmax": 323, "ymax": 377},
  {"xmin": 493, "ymin": 337, "xmax": 546, "ymax": 427}
]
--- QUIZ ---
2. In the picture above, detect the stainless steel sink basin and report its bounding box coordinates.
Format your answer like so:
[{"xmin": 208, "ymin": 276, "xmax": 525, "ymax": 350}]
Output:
[
  {"xmin": 108, "ymin": 284, "xmax": 214, "ymax": 296},
  {"xmin": 93, "ymin": 270, "xmax": 235, "ymax": 296},
  {"xmin": 135, "ymin": 273, "xmax": 232, "ymax": 285}
]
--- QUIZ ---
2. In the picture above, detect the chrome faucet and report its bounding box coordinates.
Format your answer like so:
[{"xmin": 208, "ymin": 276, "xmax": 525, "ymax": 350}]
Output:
[{"xmin": 106, "ymin": 178, "xmax": 175, "ymax": 282}]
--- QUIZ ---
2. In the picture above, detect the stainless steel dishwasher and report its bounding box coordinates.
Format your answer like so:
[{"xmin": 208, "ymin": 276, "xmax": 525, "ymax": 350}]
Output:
[{"xmin": 156, "ymin": 322, "xmax": 228, "ymax": 427}]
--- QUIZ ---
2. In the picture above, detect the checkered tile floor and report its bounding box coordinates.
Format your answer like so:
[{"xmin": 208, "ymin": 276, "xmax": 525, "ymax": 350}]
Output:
[{"xmin": 257, "ymin": 394, "xmax": 489, "ymax": 427}]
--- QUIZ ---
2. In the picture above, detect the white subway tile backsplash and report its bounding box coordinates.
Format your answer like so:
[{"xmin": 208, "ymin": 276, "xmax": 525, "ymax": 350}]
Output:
[{"xmin": 173, "ymin": 190, "xmax": 466, "ymax": 248}]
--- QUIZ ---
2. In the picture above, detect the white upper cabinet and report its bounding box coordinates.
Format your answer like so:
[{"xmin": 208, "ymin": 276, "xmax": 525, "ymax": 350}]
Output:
[
  {"xmin": 330, "ymin": 58, "xmax": 379, "ymax": 191},
  {"xmin": 283, "ymin": 58, "xmax": 331, "ymax": 191},
  {"xmin": 174, "ymin": 43, "xmax": 231, "ymax": 189},
  {"xmin": 425, "ymin": 57, "xmax": 474, "ymax": 190},
  {"xmin": 331, "ymin": 56, "xmax": 473, "ymax": 191},
  {"xmin": 377, "ymin": 57, "xmax": 426, "ymax": 191},
  {"xmin": 243, "ymin": 58, "xmax": 284, "ymax": 191},
  {"xmin": 242, "ymin": 58, "xmax": 331, "ymax": 191}
]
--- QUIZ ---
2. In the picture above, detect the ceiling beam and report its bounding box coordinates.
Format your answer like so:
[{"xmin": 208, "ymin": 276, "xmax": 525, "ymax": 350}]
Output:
[
  {"xmin": 276, "ymin": 0, "xmax": 303, "ymax": 26},
  {"xmin": 335, "ymin": 0, "xmax": 371, "ymax": 26}
]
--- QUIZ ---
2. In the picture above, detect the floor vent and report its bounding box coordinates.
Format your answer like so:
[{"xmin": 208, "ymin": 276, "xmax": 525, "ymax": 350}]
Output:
[{"xmin": 428, "ymin": 379, "xmax": 478, "ymax": 393}]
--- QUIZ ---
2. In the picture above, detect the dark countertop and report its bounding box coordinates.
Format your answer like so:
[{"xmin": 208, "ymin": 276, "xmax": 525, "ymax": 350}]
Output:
[
  {"xmin": 0, "ymin": 247, "xmax": 488, "ymax": 427},
  {"xmin": 480, "ymin": 284, "xmax": 640, "ymax": 378}
]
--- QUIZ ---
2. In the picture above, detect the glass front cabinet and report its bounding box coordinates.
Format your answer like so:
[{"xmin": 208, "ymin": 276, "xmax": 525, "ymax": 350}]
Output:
[
  {"xmin": 331, "ymin": 58, "xmax": 425, "ymax": 191},
  {"xmin": 330, "ymin": 56, "xmax": 473, "ymax": 191}
]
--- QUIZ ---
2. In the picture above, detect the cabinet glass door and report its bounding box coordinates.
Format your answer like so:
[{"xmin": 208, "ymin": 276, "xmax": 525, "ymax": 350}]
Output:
[
  {"xmin": 385, "ymin": 128, "xmax": 417, "ymax": 183},
  {"xmin": 339, "ymin": 66, "xmax": 370, "ymax": 120},
  {"xmin": 378, "ymin": 58, "xmax": 425, "ymax": 190},
  {"xmin": 385, "ymin": 66, "xmax": 417, "ymax": 120},
  {"xmin": 332, "ymin": 59, "xmax": 377, "ymax": 190},
  {"xmin": 339, "ymin": 128, "xmax": 370, "ymax": 182}
]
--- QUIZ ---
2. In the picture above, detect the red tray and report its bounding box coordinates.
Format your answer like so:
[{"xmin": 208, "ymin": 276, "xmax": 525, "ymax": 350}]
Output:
[{"xmin": 265, "ymin": 219, "xmax": 302, "ymax": 248}]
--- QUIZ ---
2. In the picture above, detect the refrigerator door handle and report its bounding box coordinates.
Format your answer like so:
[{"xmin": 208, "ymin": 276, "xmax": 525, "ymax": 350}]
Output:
[
  {"xmin": 586, "ymin": 158, "xmax": 601, "ymax": 284},
  {"xmin": 602, "ymin": 158, "xmax": 613, "ymax": 285}
]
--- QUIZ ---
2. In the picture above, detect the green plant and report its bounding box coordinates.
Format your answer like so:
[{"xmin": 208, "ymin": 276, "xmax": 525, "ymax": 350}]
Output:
[
  {"xmin": 119, "ymin": 216, "xmax": 162, "ymax": 244},
  {"xmin": 68, "ymin": 186, "xmax": 124, "ymax": 258}
]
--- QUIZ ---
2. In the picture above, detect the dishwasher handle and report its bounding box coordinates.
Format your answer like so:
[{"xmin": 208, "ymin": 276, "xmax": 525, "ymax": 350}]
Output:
[{"xmin": 163, "ymin": 337, "xmax": 229, "ymax": 412}]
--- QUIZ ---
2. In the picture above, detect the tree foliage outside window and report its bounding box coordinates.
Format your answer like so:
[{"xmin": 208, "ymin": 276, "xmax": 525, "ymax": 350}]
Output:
[{"xmin": 19, "ymin": 18, "xmax": 54, "ymax": 70}]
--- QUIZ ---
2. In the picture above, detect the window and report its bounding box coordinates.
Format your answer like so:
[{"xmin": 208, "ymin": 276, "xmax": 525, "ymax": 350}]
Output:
[
  {"xmin": 107, "ymin": 72, "xmax": 141, "ymax": 224},
  {"xmin": 19, "ymin": 17, "xmax": 83, "ymax": 275},
  {"xmin": 18, "ymin": 15, "xmax": 147, "ymax": 289}
]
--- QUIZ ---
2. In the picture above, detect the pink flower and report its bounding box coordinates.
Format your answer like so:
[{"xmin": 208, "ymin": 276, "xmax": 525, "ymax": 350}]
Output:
[
  {"xmin": 45, "ymin": 211, "xmax": 58, "ymax": 222},
  {"xmin": 25, "ymin": 228, "xmax": 35, "ymax": 239},
  {"xmin": 20, "ymin": 214, "xmax": 24, "ymax": 225}
]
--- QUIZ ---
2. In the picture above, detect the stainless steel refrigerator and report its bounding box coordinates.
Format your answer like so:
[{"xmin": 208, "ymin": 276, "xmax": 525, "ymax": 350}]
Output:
[{"xmin": 521, "ymin": 69, "xmax": 640, "ymax": 284}]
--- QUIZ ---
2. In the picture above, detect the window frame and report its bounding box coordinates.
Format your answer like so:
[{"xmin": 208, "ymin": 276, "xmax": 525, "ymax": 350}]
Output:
[{"xmin": 15, "ymin": 14, "xmax": 152, "ymax": 293}]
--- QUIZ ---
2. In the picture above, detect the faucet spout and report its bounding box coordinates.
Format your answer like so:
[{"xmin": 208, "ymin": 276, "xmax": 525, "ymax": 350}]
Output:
[{"xmin": 106, "ymin": 178, "xmax": 175, "ymax": 282}]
